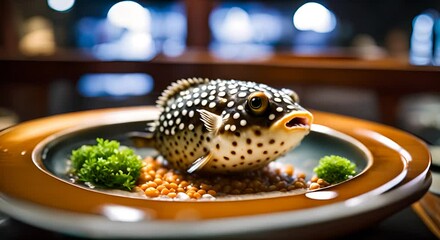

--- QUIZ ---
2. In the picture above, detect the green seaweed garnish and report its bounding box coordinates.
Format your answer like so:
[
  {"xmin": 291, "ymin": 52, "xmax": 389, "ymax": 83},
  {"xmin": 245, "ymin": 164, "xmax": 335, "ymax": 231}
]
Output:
[
  {"xmin": 313, "ymin": 155, "xmax": 357, "ymax": 184},
  {"xmin": 70, "ymin": 138, "xmax": 142, "ymax": 190}
]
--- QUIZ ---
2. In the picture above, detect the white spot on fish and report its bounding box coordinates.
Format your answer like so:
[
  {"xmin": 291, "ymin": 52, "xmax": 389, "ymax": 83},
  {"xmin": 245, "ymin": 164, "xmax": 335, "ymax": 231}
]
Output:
[
  {"xmin": 237, "ymin": 105, "xmax": 244, "ymax": 111},
  {"xmin": 182, "ymin": 109, "xmax": 187, "ymax": 116},
  {"xmin": 194, "ymin": 98, "xmax": 201, "ymax": 105},
  {"xmin": 208, "ymin": 95, "xmax": 215, "ymax": 101},
  {"xmin": 209, "ymin": 102, "xmax": 216, "ymax": 108},
  {"xmin": 238, "ymin": 92, "xmax": 247, "ymax": 98},
  {"xmin": 173, "ymin": 111, "xmax": 179, "ymax": 117},
  {"xmin": 176, "ymin": 118, "xmax": 181, "ymax": 124},
  {"xmin": 218, "ymin": 91, "xmax": 226, "ymax": 97},
  {"xmin": 274, "ymin": 97, "xmax": 282, "ymax": 103},
  {"xmin": 227, "ymin": 101, "xmax": 234, "ymax": 108},
  {"xmin": 188, "ymin": 124, "xmax": 194, "ymax": 130},
  {"xmin": 186, "ymin": 101, "xmax": 193, "ymax": 107},
  {"xmin": 201, "ymin": 92, "xmax": 208, "ymax": 98},
  {"xmin": 179, "ymin": 123, "xmax": 185, "ymax": 130},
  {"xmin": 201, "ymin": 99, "xmax": 208, "ymax": 106},
  {"xmin": 269, "ymin": 114, "xmax": 275, "ymax": 120},
  {"xmin": 189, "ymin": 110, "xmax": 194, "ymax": 118},
  {"xmin": 276, "ymin": 107, "xmax": 283, "ymax": 112},
  {"xmin": 225, "ymin": 124, "xmax": 230, "ymax": 131},
  {"xmin": 166, "ymin": 113, "xmax": 172, "ymax": 119},
  {"xmin": 230, "ymin": 125, "xmax": 236, "ymax": 131},
  {"xmin": 233, "ymin": 112, "xmax": 240, "ymax": 119},
  {"xmin": 240, "ymin": 119, "xmax": 247, "ymax": 126},
  {"xmin": 230, "ymin": 89, "xmax": 238, "ymax": 94}
]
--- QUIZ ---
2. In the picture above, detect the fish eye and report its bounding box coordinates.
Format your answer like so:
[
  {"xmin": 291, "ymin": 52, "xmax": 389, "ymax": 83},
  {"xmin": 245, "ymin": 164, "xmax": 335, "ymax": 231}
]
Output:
[{"xmin": 247, "ymin": 91, "xmax": 269, "ymax": 115}]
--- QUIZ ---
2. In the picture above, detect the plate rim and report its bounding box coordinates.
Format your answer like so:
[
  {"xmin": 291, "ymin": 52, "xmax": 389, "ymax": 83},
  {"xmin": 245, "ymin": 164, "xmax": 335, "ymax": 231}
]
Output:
[
  {"xmin": 0, "ymin": 172, "xmax": 431, "ymax": 238},
  {"xmin": 0, "ymin": 107, "xmax": 432, "ymax": 238}
]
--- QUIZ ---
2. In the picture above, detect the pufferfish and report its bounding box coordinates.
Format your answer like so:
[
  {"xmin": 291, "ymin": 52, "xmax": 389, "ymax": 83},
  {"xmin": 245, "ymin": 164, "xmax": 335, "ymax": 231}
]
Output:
[{"xmin": 141, "ymin": 78, "xmax": 313, "ymax": 174}]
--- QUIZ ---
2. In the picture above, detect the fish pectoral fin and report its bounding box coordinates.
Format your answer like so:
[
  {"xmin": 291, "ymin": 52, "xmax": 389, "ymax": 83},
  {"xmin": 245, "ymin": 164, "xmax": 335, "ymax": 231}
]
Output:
[
  {"xmin": 187, "ymin": 152, "xmax": 213, "ymax": 174},
  {"xmin": 126, "ymin": 131, "xmax": 154, "ymax": 148},
  {"xmin": 197, "ymin": 109, "xmax": 224, "ymax": 134}
]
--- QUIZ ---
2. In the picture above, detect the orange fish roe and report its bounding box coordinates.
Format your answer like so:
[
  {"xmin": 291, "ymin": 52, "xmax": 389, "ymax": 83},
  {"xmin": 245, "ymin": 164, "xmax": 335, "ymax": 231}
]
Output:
[{"xmin": 137, "ymin": 157, "xmax": 327, "ymax": 200}]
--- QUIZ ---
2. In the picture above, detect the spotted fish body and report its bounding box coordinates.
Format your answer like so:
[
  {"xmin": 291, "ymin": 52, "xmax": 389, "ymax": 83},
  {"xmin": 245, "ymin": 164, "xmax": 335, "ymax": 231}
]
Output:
[{"xmin": 150, "ymin": 78, "xmax": 313, "ymax": 174}]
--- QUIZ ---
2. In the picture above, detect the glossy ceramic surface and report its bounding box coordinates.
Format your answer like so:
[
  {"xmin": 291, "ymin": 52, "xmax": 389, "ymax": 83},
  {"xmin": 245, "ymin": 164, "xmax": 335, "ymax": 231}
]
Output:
[{"xmin": 0, "ymin": 107, "xmax": 431, "ymax": 238}]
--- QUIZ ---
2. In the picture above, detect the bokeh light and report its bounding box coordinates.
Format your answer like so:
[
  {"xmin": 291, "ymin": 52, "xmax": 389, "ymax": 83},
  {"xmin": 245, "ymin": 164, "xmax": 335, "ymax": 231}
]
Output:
[
  {"xmin": 47, "ymin": 0, "xmax": 75, "ymax": 12},
  {"xmin": 210, "ymin": 7, "xmax": 253, "ymax": 44},
  {"xmin": 293, "ymin": 2, "xmax": 336, "ymax": 33},
  {"xmin": 107, "ymin": 1, "xmax": 151, "ymax": 32},
  {"xmin": 77, "ymin": 73, "xmax": 154, "ymax": 97},
  {"xmin": 410, "ymin": 13, "xmax": 435, "ymax": 65}
]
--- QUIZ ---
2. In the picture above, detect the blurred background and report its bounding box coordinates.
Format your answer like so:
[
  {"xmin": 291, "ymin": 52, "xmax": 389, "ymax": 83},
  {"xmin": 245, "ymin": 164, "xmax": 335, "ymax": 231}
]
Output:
[{"xmin": 0, "ymin": 0, "xmax": 439, "ymax": 145}]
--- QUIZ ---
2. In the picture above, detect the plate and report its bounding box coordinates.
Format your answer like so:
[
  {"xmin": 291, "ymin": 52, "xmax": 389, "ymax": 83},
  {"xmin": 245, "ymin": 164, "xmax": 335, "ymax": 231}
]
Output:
[{"xmin": 0, "ymin": 107, "xmax": 431, "ymax": 239}]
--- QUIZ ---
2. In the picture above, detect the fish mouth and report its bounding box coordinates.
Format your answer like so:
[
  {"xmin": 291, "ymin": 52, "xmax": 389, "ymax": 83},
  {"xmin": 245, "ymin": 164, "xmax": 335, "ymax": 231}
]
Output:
[
  {"xmin": 272, "ymin": 111, "xmax": 313, "ymax": 131},
  {"xmin": 286, "ymin": 115, "xmax": 311, "ymax": 129}
]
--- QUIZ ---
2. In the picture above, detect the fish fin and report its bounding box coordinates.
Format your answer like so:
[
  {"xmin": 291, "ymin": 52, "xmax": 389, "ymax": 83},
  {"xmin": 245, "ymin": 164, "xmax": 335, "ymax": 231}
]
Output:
[
  {"xmin": 127, "ymin": 131, "xmax": 154, "ymax": 148},
  {"xmin": 197, "ymin": 109, "xmax": 224, "ymax": 134},
  {"xmin": 156, "ymin": 78, "xmax": 209, "ymax": 107},
  {"xmin": 187, "ymin": 152, "xmax": 213, "ymax": 174},
  {"xmin": 281, "ymin": 88, "xmax": 299, "ymax": 103},
  {"xmin": 145, "ymin": 121, "xmax": 158, "ymax": 133}
]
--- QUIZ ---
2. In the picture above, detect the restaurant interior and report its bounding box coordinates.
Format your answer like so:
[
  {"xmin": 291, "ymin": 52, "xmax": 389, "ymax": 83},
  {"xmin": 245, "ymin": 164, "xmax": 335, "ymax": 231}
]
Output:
[{"xmin": 0, "ymin": 0, "xmax": 439, "ymax": 239}]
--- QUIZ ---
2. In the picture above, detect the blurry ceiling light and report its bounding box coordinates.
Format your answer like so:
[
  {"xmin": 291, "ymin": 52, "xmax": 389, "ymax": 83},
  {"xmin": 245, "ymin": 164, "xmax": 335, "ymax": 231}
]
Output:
[
  {"xmin": 352, "ymin": 34, "xmax": 386, "ymax": 60},
  {"xmin": 162, "ymin": 12, "xmax": 187, "ymax": 39},
  {"xmin": 93, "ymin": 31, "xmax": 156, "ymax": 60},
  {"xmin": 410, "ymin": 13, "xmax": 435, "ymax": 65},
  {"xmin": 162, "ymin": 39, "xmax": 185, "ymax": 57},
  {"xmin": 47, "ymin": 0, "xmax": 75, "ymax": 12},
  {"xmin": 210, "ymin": 43, "xmax": 273, "ymax": 60},
  {"xmin": 210, "ymin": 7, "xmax": 253, "ymax": 44},
  {"xmin": 107, "ymin": 1, "xmax": 151, "ymax": 32},
  {"xmin": 19, "ymin": 16, "xmax": 55, "ymax": 56},
  {"xmin": 77, "ymin": 73, "xmax": 154, "ymax": 97},
  {"xmin": 435, "ymin": 18, "xmax": 440, "ymax": 65},
  {"xmin": 250, "ymin": 13, "xmax": 282, "ymax": 44},
  {"xmin": 293, "ymin": 2, "xmax": 336, "ymax": 33}
]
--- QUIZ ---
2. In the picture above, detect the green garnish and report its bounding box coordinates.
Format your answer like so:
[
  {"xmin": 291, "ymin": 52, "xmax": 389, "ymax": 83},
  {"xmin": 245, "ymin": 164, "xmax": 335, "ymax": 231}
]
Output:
[
  {"xmin": 313, "ymin": 155, "xmax": 357, "ymax": 184},
  {"xmin": 70, "ymin": 138, "xmax": 142, "ymax": 190}
]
